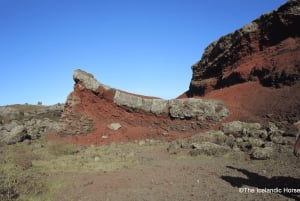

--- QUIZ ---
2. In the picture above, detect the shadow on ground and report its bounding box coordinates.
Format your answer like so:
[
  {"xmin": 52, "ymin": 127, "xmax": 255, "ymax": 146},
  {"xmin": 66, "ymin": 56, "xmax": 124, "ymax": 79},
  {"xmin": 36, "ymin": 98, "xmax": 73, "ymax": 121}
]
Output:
[{"xmin": 221, "ymin": 166, "xmax": 300, "ymax": 200}]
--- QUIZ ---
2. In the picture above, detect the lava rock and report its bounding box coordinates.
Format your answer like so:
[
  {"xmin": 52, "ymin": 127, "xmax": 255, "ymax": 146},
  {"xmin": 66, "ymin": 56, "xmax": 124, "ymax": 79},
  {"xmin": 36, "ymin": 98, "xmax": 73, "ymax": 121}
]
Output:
[{"xmin": 189, "ymin": 142, "xmax": 231, "ymax": 156}]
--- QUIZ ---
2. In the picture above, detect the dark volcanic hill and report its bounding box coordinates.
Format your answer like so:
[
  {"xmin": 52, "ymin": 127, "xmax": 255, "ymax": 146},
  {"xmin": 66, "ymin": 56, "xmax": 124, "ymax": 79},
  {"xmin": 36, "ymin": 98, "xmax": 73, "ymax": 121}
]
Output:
[{"xmin": 184, "ymin": 0, "xmax": 300, "ymax": 126}]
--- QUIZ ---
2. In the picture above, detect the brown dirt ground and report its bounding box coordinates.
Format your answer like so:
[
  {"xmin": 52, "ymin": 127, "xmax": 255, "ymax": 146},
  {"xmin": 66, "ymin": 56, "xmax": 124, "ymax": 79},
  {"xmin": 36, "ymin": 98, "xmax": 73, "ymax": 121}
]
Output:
[{"xmin": 55, "ymin": 142, "xmax": 300, "ymax": 201}]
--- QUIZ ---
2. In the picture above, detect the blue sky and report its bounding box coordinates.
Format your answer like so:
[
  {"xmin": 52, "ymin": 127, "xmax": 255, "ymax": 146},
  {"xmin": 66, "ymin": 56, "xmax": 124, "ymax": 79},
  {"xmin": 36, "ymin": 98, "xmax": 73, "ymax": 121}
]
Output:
[{"xmin": 0, "ymin": 0, "xmax": 286, "ymax": 105}]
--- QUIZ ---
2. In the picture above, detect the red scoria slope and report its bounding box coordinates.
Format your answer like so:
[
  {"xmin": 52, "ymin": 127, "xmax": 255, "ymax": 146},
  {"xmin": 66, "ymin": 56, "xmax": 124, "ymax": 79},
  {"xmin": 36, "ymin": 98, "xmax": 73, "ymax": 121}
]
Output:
[{"xmin": 183, "ymin": 0, "xmax": 300, "ymax": 127}]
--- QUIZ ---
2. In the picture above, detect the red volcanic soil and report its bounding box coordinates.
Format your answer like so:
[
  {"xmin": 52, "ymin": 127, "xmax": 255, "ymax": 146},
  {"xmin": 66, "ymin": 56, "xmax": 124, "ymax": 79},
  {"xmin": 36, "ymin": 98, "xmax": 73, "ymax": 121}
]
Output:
[
  {"xmin": 179, "ymin": 80, "xmax": 300, "ymax": 129},
  {"xmin": 204, "ymin": 81, "xmax": 300, "ymax": 127}
]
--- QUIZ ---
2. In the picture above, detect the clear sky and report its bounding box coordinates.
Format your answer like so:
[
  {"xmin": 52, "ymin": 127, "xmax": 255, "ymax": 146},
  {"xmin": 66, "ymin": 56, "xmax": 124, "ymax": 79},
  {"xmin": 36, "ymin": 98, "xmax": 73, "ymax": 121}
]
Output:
[{"xmin": 0, "ymin": 0, "xmax": 287, "ymax": 105}]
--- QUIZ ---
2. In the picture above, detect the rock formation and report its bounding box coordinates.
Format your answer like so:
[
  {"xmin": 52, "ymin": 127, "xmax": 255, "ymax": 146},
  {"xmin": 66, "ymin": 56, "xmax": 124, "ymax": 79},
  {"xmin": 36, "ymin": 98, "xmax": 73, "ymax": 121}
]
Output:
[
  {"xmin": 167, "ymin": 120, "xmax": 291, "ymax": 160},
  {"xmin": 0, "ymin": 104, "xmax": 63, "ymax": 144},
  {"xmin": 185, "ymin": 0, "xmax": 300, "ymax": 126},
  {"xmin": 57, "ymin": 69, "xmax": 229, "ymax": 144},
  {"xmin": 71, "ymin": 69, "xmax": 229, "ymax": 119},
  {"xmin": 188, "ymin": 0, "xmax": 300, "ymax": 96}
]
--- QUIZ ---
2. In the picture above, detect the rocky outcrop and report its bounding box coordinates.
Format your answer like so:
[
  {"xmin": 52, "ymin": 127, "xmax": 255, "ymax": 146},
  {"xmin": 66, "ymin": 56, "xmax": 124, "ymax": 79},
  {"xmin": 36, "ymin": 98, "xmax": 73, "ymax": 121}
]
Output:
[
  {"xmin": 187, "ymin": 0, "xmax": 300, "ymax": 96},
  {"xmin": 59, "ymin": 93, "xmax": 94, "ymax": 135},
  {"xmin": 0, "ymin": 104, "xmax": 63, "ymax": 144},
  {"xmin": 71, "ymin": 69, "xmax": 229, "ymax": 120},
  {"xmin": 167, "ymin": 121, "xmax": 291, "ymax": 159},
  {"xmin": 59, "ymin": 69, "xmax": 229, "ymax": 140},
  {"xmin": 114, "ymin": 91, "xmax": 228, "ymax": 120},
  {"xmin": 73, "ymin": 69, "xmax": 111, "ymax": 92}
]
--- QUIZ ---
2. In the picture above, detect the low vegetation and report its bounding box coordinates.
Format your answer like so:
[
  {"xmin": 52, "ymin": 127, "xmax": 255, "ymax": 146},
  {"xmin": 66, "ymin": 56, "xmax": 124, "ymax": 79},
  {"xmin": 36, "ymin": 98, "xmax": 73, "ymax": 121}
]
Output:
[{"xmin": 0, "ymin": 137, "xmax": 160, "ymax": 201}]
